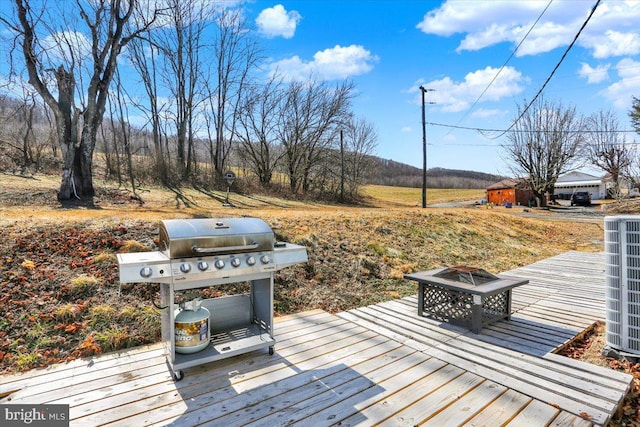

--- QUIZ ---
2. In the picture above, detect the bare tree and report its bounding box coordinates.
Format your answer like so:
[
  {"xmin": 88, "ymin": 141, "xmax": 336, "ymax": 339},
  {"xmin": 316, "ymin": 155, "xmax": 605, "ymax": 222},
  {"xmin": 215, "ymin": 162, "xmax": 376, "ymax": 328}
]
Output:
[
  {"xmin": 278, "ymin": 79, "xmax": 355, "ymax": 194},
  {"xmin": 0, "ymin": 87, "xmax": 59, "ymax": 174},
  {"xmin": 204, "ymin": 8, "xmax": 261, "ymax": 178},
  {"xmin": 313, "ymin": 116, "xmax": 378, "ymax": 201},
  {"xmin": 585, "ymin": 110, "xmax": 631, "ymax": 199},
  {"xmin": 113, "ymin": 69, "xmax": 139, "ymax": 197},
  {"xmin": 102, "ymin": 100, "xmax": 123, "ymax": 184},
  {"xmin": 152, "ymin": 0, "xmax": 213, "ymax": 181},
  {"xmin": 276, "ymin": 80, "xmax": 308, "ymax": 193},
  {"xmin": 342, "ymin": 116, "xmax": 378, "ymax": 198},
  {"xmin": 0, "ymin": 89, "xmax": 38, "ymax": 172},
  {"xmin": 127, "ymin": 33, "xmax": 170, "ymax": 184},
  {"xmin": 504, "ymin": 97, "xmax": 585, "ymax": 206},
  {"xmin": 1, "ymin": 0, "xmax": 156, "ymax": 201},
  {"xmin": 235, "ymin": 77, "xmax": 285, "ymax": 186}
]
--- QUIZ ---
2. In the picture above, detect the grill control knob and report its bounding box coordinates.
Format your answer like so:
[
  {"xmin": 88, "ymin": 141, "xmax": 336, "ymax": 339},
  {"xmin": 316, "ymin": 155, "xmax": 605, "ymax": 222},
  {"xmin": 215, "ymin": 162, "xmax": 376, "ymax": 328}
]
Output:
[
  {"xmin": 215, "ymin": 259, "xmax": 225, "ymax": 269},
  {"xmin": 180, "ymin": 263, "xmax": 191, "ymax": 273},
  {"xmin": 197, "ymin": 261, "xmax": 209, "ymax": 271},
  {"xmin": 260, "ymin": 255, "xmax": 271, "ymax": 265},
  {"xmin": 140, "ymin": 267, "xmax": 153, "ymax": 278},
  {"xmin": 246, "ymin": 256, "xmax": 256, "ymax": 266},
  {"xmin": 231, "ymin": 258, "xmax": 241, "ymax": 268}
]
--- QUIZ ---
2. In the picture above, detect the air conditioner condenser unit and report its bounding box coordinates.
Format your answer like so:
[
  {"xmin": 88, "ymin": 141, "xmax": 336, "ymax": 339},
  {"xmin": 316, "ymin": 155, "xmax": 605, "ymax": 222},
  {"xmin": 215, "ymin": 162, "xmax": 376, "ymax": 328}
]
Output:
[{"xmin": 604, "ymin": 215, "xmax": 640, "ymax": 356}]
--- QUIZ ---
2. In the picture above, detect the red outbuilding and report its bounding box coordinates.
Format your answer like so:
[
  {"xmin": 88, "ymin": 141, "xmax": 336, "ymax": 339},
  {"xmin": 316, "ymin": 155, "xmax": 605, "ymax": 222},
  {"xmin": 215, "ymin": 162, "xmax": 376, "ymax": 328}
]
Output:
[{"xmin": 486, "ymin": 179, "xmax": 534, "ymax": 206}]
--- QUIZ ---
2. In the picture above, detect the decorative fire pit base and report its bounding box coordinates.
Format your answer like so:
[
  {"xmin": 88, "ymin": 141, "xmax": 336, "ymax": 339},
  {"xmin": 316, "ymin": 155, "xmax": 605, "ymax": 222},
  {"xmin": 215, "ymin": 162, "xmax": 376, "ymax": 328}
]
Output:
[{"xmin": 404, "ymin": 266, "xmax": 528, "ymax": 333}]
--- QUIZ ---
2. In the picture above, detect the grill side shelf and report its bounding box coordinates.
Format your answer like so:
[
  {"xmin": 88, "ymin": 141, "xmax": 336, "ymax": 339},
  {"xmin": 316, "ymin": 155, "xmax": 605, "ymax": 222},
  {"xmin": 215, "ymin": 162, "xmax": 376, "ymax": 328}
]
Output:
[
  {"xmin": 273, "ymin": 243, "xmax": 308, "ymax": 270},
  {"xmin": 117, "ymin": 252, "xmax": 172, "ymax": 284}
]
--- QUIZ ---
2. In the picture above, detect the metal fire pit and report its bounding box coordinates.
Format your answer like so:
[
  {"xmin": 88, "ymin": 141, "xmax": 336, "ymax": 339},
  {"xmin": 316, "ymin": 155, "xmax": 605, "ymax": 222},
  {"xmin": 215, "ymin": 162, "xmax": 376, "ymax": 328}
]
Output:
[{"xmin": 405, "ymin": 266, "xmax": 528, "ymax": 333}]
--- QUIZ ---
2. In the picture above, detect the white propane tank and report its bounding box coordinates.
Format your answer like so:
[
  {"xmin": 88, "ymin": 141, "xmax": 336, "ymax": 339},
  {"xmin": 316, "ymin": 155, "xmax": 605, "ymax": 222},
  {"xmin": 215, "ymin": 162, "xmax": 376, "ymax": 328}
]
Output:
[{"xmin": 174, "ymin": 298, "xmax": 210, "ymax": 354}]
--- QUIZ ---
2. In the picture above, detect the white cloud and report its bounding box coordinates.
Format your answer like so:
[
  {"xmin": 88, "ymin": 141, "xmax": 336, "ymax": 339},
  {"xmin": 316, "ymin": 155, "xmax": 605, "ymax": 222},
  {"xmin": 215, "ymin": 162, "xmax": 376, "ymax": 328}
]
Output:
[
  {"xmin": 602, "ymin": 57, "xmax": 640, "ymax": 109},
  {"xmin": 583, "ymin": 30, "xmax": 640, "ymax": 59},
  {"xmin": 415, "ymin": 66, "xmax": 526, "ymax": 112},
  {"xmin": 416, "ymin": 1, "xmax": 542, "ymax": 37},
  {"xmin": 417, "ymin": 0, "xmax": 640, "ymax": 58},
  {"xmin": 269, "ymin": 55, "xmax": 310, "ymax": 79},
  {"xmin": 41, "ymin": 31, "xmax": 92, "ymax": 63},
  {"xmin": 270, "ymin": 44, "xmax": 378, "ymax": 81},
  {"xmin": 578, "ymin": 62, "xmax": 610, "ymax": 84},
  {"xmin": 255, "ymin": 4, "xmax": 301, "ymax": 39},
  {"xmin": 401, "ymin": 126, "xmax": 412, "ymax": 133},
  {"xmin": 511, "ymin": 21, "xmax": 576, "ymax": 56}
]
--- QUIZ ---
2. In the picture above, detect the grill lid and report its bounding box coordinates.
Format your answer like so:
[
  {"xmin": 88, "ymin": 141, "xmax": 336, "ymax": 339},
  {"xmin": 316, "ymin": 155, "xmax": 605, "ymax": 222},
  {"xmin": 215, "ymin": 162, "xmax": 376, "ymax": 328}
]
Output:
[{"xmin": 159, "ymin": 218, "xmax": 274, "ymax": 259}]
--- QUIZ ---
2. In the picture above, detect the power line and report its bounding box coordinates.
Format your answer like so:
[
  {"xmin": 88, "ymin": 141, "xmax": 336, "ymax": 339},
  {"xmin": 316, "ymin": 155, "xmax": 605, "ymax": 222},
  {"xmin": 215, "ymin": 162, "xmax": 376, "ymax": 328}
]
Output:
[
  {"xmin": 447, "ymin": 0, "xmax": 554, "ymax": 134},
  {"xmin": 488, "ymin": 0, "xmax": 603, "ymax": 140},
  {"xmin": 427, "ymin": 121, "xmax": 638, "ymax": 134},
  {"xmin": 431, "ymin": 141, "xmax": 640, "ymax": 147}
]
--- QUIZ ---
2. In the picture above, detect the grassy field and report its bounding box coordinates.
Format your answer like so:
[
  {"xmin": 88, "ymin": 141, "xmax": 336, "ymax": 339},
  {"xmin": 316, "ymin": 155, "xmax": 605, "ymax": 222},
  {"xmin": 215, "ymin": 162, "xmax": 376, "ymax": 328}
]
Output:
[
  {"xmin": 0, "ymin": 176, "xmax": 485, "ymax": 218},
  {"xmin": 360, "ymin": 185, "xmax": 485, "ymax": 207}
]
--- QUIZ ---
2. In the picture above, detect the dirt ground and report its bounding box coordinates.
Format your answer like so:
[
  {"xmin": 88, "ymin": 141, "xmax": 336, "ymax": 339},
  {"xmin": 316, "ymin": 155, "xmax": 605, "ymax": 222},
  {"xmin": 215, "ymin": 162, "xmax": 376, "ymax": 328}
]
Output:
[{"xmin": 559, "ymin": 323, "xmax": 639, "ymax": 426}]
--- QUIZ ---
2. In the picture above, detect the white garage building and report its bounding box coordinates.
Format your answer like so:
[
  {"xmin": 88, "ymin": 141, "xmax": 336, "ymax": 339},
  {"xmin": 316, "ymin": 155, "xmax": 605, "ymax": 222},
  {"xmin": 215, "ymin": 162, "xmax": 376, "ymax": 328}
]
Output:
[{"xmin": 553, "ymin": 171, "xmax": 609, "ymax": 200}]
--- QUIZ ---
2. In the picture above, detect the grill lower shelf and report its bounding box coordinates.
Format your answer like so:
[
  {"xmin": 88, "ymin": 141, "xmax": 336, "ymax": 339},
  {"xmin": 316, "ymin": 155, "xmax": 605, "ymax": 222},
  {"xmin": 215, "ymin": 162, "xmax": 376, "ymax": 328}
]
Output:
[
  {"xmin": 172, "ymin": 323, "xmax": 275, "ymax": 371},
  {"xmin": 161, "ymin": 277, "xmax": 275, "ymax": 380}
]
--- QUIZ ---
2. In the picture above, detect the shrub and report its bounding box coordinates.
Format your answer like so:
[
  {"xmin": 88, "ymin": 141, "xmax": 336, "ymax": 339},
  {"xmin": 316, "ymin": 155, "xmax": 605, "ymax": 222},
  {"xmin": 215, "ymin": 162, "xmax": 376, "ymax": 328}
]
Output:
[
  {"xmin": 68, "ymin": 275, "xmax": 99, "ymax": 296},
  {"xmin": 14, "ymin": 352, "xmax": 41, "ymax": 371},
  {"xmin": 94, "ymin": 327, "xmax": 133, "ymax": 352},
  {"xmin": 54, "ymin": 304, "xmax": 81, "ymax": 320},
  {"xmin": 88, "ymin": 304, "xmax": 117, "ymax": 328},
  {"xmin": 92, "ymin": 252, "xmax": 116, "ymax": 266},
  {"xmin": 119, "ymin": 240, "xmax": 151, "ymax": 253}
]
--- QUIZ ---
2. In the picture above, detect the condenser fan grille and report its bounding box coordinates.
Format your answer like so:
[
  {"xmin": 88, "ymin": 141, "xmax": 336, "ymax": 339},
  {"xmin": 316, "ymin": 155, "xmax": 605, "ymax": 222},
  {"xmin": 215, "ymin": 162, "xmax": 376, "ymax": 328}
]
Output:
[{"xmin": 605, "ymin": 215, "xmax": 640, "ymax": 355}]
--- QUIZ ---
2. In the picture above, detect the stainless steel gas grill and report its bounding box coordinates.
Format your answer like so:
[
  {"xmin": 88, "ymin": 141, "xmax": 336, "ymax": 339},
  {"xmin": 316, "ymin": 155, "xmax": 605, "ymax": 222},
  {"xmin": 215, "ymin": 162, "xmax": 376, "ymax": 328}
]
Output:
[{"xmin": 117, "ymin": 217, "xmax": 307, "ymax": 380}]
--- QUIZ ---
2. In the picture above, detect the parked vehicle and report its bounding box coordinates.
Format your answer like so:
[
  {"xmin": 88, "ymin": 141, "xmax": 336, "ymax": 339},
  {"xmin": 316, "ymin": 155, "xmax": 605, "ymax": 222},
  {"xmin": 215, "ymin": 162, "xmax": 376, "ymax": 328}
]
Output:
[{"xmin": 571, "ymin": 191, "xmax": 591, "ymax": 206}]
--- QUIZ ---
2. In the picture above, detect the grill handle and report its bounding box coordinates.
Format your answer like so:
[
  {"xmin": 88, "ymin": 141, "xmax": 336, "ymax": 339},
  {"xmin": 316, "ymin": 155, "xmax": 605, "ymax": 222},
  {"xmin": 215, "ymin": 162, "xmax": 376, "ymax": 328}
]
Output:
[{"xmin": 191, "ymin": 243, "xmax": 260, "ymax": 254}]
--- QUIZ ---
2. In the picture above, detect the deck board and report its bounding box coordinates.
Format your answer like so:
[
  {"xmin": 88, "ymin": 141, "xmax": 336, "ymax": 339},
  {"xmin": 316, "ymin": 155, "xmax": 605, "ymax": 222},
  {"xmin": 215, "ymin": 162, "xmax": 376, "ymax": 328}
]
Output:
[{"xmin": 0, "ymin": 251, "xmax": 633, "ymax": 426}]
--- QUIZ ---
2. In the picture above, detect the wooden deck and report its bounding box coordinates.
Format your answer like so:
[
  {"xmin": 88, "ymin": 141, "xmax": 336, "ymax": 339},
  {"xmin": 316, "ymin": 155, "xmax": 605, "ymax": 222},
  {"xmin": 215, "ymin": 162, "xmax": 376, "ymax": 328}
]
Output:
[{"xmin": 1, "ymin": 251, "xmax": 633, "ymax": 426}]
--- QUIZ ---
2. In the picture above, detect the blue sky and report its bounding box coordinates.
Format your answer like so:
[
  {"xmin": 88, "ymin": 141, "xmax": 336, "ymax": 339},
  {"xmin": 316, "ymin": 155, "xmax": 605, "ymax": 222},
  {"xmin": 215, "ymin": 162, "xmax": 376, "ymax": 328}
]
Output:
[
  {"xmin": 1, "ymin": 1, "xmax": 638, "ymax": 176},
  {"xmin": 246, "ymin": 0, "xmax": 640, "ymax": 175}
]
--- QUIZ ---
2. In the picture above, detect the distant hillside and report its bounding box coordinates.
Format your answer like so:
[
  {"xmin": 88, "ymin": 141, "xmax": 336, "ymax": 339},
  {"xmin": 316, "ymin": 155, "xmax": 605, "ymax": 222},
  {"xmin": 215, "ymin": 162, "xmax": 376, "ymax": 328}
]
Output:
[{"xmin": 368, "ymin": 159, "xmax": 505, "ymax": 189}]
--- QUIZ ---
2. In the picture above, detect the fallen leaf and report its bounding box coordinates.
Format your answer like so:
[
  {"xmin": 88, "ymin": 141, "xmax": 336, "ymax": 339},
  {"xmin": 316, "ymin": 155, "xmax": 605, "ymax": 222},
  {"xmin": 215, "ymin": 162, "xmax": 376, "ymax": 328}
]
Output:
[
  {"xmin": 21, "ymin": 259, "xmax": 35, "ymax": 270},
  {"xmin": 579, "ymin": 412, "xmax": 593, "ymax": 420}
]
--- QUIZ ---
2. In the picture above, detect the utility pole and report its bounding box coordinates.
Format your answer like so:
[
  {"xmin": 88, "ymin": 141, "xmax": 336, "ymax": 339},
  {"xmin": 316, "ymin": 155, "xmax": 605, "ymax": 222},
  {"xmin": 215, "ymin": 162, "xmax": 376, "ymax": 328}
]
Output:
[
  {"xmin": 339, "ymin": 129, "xmax": 345, "ymax": 202},
  {"xmin": 420, "ymin": 86, "xmax": 435, "ymax": 208}
]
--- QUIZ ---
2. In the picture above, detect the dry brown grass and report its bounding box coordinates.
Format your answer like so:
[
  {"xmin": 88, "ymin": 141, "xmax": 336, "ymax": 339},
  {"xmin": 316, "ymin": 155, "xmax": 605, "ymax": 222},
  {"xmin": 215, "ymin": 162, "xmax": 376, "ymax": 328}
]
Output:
[{"xmin": 360, "ymin": 185, "xmax": 485, "ymax": 207}]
